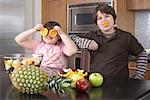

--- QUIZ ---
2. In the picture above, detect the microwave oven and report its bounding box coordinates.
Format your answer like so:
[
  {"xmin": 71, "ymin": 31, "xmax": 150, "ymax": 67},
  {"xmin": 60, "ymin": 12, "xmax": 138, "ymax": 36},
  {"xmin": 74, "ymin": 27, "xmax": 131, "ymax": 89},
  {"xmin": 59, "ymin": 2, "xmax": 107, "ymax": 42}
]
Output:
[{"xmin": 67, "ymin": 1, "xmax": 113, "ymax": 34}]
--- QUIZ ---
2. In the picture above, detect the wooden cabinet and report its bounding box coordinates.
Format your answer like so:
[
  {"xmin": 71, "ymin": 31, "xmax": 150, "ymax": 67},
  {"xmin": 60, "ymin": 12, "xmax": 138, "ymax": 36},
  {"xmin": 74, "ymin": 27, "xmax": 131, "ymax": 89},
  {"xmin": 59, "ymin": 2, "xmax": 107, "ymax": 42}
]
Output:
[
  {"xmin": 42, "ymin": 0, "xmax": 67, "ymax": 32},
  {"xmin": 67, "ymin": 0, "xmax": 106, "ymax": 5},
  {"xmin": 42, "ymin": 0, "xmax": 135, "ymax": 34},
  {"xmin": 113, "ymin": 0, "xmax": 135, "ymax": 34},
  {"xmin": 129, "ymin": 61, "xmax": 150, "ymax": 80},
  {"xmin": 127, "ymin": 0, "xmax": 150, "ymax": 10}
]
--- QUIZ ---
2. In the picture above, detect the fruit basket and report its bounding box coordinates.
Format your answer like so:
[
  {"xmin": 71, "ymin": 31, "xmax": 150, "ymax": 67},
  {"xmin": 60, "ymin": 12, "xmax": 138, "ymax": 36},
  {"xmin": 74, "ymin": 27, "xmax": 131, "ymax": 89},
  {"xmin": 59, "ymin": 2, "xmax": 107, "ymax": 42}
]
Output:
[
  {"xmin": 4, "ymin": 53, "xmax": 43, "ymax": 73},
  {"xmin": 3, "ymin": 53, "xmax": 48, "ymax": 94}
]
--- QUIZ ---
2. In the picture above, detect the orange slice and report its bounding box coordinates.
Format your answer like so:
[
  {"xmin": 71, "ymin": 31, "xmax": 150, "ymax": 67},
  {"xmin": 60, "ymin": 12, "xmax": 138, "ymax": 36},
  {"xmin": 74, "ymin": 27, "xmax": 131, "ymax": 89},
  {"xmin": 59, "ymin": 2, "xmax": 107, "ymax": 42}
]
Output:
[
  {"xmin": 102, "ymin": 21, "xmax": 109, "ymax": 27},
  {"xmin": 49, "ymin": 29, "xmax": 57, "ymax": 38},
  {"xmin": 40, "ymin": 28, "xmax": 48, "ymax": 37}
]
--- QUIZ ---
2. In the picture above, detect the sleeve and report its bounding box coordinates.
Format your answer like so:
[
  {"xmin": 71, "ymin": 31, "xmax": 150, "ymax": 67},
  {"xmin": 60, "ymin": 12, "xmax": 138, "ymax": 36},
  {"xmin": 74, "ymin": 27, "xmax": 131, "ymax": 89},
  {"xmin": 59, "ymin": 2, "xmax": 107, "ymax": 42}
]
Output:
[
  {"xmin": 60, "ymin": 42, "xmax": 68, "ymax": 57},
  {"xmin": 33, "ymin": 41, "xmax": 42, "ymax": 53},
  {"xmin": 129, "ymin": 34, "xmax": 144, "ymax": 56},
  {"xmin": 131, "ymin": 50, "xmax": 148, "ymax": 80},
  {"xmin": 69, "ymin": 32, "xmax": 98, "ymax": 50}
]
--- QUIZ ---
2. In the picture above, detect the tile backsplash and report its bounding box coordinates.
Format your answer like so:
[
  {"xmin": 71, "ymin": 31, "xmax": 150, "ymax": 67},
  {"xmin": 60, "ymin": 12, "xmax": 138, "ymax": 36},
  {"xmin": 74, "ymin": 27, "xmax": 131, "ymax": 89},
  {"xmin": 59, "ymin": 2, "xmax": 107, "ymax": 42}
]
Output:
[{"xmin": 135, "ymin": 11, "xmax": 150, "ymax": 49}]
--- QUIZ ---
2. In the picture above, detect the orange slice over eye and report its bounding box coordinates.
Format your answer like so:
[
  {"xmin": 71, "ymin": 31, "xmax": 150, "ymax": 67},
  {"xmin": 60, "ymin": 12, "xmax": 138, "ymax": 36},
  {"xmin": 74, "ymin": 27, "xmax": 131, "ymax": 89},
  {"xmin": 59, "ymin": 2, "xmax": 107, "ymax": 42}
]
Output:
[
  {"xmin": 49, "ymin": 29, "xmax": 57, "ymax": 38},
  {"xmin": 102, "ymin": 21, "xmax": 109, "ymax": 27},
  {"xmin": 40, "ymin": 28, "xmax": 48, "ymax": 37}
]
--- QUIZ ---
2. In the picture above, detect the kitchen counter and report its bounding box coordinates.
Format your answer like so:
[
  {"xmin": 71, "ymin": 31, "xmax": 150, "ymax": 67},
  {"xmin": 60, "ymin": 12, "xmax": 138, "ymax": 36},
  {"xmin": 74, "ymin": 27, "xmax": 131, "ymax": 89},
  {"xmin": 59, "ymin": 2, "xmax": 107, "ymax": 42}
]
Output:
[{"xmin": 1, "ymin": 67, "xmax": 150, "ymax": 100}]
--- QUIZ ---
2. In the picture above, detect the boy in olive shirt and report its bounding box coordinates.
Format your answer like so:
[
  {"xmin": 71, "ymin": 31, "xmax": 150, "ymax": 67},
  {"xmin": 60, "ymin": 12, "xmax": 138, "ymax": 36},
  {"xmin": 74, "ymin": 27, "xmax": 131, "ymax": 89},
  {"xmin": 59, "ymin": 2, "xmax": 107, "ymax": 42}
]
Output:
[{"xmin": 70, "ymin": 4, "xmax": 148, "ymax": 80}]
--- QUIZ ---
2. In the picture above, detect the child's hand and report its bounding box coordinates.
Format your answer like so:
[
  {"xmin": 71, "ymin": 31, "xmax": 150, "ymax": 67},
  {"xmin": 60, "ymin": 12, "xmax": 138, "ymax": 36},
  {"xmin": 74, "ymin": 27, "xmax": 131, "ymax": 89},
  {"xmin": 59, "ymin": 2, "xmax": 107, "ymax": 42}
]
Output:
[
  {"xmin": 53, "ymin": 26, "xmax": 63, "ymax": 35},
  {"xmin": 89, "ymin": 40, "xmax": 99, "ymax": 50},
  {"xmin": 34, "ymin": 24, "xmax": 44, "ymax": 31}
]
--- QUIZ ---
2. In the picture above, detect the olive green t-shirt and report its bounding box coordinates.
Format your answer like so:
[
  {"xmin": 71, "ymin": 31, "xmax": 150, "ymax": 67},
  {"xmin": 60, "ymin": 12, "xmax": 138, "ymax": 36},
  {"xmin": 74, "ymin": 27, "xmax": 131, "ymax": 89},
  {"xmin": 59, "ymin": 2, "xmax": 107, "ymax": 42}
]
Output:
[{"xmin": 79, "ymin": 28, "xmax": 144, "ymax": 79}]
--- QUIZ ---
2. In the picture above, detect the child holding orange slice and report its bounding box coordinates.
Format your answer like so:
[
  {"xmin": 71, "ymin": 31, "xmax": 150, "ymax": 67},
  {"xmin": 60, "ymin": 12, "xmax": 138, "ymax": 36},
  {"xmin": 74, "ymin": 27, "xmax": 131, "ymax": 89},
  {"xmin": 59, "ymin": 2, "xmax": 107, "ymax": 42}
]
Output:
[{"xmin": 15, "ymin": 21, "xmax": 78, "ymax": 76}]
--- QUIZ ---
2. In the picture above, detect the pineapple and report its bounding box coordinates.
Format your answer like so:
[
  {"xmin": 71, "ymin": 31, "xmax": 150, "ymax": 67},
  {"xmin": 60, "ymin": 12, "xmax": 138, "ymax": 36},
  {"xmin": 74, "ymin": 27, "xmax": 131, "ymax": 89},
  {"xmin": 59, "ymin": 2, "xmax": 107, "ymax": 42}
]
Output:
[
  {"xmin": 10, "ymin": 65, "xmax": 72, "ymax": 95},
  {"xmin": 47, "ymin": 76, "xmax": 72, "ymax": 95},
  {"xmin": 11, "ymin": 65, "xmax": 48, "ymax": 94}
]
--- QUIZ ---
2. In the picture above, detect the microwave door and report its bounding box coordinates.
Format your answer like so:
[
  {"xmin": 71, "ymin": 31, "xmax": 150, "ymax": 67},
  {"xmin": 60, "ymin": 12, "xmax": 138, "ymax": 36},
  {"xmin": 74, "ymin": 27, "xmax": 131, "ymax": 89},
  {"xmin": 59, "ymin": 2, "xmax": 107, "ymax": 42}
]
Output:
[{"xmin": 71, "ymin": 7, "xmax": 98, "ymax": 32}]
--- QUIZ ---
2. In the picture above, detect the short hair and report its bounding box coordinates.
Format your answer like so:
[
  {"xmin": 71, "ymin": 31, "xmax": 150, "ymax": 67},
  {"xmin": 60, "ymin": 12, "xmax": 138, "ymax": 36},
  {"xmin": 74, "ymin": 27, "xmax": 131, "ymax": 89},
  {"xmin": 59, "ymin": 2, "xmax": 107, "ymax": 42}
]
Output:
[{"xmin": 93, "ymin": 3, "xmax": 117, "ymax": 24}]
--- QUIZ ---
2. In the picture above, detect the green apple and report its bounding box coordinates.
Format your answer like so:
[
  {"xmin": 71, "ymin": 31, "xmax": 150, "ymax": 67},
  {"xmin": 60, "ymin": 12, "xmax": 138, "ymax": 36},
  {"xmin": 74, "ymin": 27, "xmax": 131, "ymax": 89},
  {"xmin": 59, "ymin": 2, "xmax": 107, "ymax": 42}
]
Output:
[{"xmin": 89, "ymin": 73, "xmax": 103, "ymax": 87}]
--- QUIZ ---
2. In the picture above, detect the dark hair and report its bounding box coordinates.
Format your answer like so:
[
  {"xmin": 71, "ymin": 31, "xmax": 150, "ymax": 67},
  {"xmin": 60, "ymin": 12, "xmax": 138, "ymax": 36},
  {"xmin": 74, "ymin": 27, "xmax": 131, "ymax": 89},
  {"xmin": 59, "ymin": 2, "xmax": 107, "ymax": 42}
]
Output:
[
  {"xmin": 44, "ymin": 21, "xmax": 61, "ymax": 30},
  {"xmin": 93, "ymin": 3, "xmax": 117, "ymax": 24}
]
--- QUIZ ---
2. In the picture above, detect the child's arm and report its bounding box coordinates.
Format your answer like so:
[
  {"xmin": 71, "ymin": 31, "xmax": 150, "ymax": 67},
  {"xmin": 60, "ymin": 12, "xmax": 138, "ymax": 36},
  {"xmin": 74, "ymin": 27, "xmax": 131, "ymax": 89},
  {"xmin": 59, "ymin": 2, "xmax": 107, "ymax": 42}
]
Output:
[
  {"xmin": 15, "ymin": 24, "xmax": 43, "ymax": 51},
  {"xmin": 54, "ymin": 26, "xmax": 78, "ymax": 56},
  {"xmin": 69, "ymin": 35, "xmax": 98, "ymax": 50},
  {"xmin": 131, "ymin": 50, "xmax": 148, "ymax": 80}
]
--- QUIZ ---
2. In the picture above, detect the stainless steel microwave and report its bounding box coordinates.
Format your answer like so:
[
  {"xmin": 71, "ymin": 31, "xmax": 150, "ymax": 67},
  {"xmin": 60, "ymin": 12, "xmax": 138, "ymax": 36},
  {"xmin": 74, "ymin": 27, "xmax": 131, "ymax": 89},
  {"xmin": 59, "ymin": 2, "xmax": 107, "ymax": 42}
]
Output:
[{"xmin": 67, "ymin": 1, "xmax": 113, "ymax": 34}]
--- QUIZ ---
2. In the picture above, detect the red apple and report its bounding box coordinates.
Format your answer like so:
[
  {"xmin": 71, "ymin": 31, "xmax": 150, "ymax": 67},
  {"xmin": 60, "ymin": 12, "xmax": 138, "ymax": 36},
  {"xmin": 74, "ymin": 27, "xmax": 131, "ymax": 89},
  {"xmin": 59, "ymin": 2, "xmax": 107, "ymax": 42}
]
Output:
[{"xmin": 76, "ymin": 78, "xmax": 89, "ymax": 91}]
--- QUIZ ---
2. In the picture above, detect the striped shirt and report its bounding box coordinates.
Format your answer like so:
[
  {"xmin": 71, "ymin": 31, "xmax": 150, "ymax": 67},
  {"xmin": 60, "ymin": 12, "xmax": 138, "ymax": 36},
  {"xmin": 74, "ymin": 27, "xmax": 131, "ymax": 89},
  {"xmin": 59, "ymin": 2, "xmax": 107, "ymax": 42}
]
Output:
[
  {"xmin": 132, "ymin": 50, "xmax": 148, "ymax": 80},
  {"xmin": 69, "ymin": 35, "xmax": 97, "ymax": 50}
]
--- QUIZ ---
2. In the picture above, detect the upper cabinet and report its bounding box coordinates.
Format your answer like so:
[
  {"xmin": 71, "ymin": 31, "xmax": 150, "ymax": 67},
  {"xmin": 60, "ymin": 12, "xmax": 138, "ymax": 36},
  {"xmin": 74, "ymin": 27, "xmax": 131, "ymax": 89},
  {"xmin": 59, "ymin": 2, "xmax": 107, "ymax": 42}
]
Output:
[
  {"xmin": 42, "ymin": 0, "xmax": 135, "ymax": 34},
  {"xmin": 67, "ymin": 0, "xmax": 110, "ymax": 5},
  {"xmin": 127, "ymin": 0, "xmax": 150, "ymax": 10},
  {"xmin": 113, "ymin": 0, "xmax": 135, "ymax": 34},
  {"xmin": 42, "ymin": 0, "xmax": 67, "ymax": 32}
]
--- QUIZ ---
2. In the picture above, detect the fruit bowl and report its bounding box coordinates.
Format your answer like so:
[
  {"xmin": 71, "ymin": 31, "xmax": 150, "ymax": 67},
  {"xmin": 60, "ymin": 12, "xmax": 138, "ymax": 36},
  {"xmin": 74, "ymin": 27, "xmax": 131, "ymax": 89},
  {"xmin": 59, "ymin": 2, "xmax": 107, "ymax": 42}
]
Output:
[
  {"xmin": 3, "ymin": 53, "xmax": 43, "ymax": 73},
  {"xmin": 3, "ymin": 53, "xmax": 46, "ymax": 94}
]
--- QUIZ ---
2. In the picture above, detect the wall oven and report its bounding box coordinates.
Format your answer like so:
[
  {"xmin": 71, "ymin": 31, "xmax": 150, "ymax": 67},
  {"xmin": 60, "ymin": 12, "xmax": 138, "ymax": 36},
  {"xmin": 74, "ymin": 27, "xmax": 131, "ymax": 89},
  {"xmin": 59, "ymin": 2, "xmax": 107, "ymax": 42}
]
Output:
[{"xmin": 67, "ymin": 0, "xmax": 113, "ymax": 34}]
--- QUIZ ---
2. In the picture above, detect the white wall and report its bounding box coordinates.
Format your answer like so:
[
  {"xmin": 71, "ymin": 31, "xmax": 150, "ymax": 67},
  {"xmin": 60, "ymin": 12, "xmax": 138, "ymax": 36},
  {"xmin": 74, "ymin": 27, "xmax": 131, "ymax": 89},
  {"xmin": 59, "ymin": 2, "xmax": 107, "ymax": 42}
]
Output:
[
  {"xmin": 25, "ymin": 0, "xmax": 42, "ymax": 53},
  {"xmin": 33, "ymin": 0, "xmax": 42, "ymax": 40}
]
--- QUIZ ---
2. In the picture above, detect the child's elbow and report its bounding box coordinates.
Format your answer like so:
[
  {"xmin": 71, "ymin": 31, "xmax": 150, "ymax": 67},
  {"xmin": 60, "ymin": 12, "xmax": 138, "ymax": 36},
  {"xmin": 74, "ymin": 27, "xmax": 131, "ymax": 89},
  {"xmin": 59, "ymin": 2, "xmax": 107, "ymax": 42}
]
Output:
[
  {"xmin": 14, "ymin": 36, "xmax": 23, "ymax": 46},
  {"xmin": 72, "ymin": 47, "xmax": 78, "ymax": 55},
  {"xmin": 67, "ymin": 48, "xmax": 78, "ymax": 57}
]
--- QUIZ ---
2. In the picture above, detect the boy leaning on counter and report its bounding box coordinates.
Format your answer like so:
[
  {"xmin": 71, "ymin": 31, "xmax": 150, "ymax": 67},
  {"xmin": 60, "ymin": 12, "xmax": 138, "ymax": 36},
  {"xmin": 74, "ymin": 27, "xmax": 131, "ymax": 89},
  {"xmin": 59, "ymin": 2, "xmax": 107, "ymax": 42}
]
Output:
[{"xmin": 69, "ymin": 3, "xmax": 148, "ymax": 80}]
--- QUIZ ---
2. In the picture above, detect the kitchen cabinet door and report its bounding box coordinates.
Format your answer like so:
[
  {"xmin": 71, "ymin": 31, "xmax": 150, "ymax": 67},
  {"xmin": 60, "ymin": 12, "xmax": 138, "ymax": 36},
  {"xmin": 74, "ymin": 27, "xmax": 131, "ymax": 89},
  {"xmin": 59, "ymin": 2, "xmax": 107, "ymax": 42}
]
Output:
[
  {"xmin": 42, "ymin": 0, "xmax": 67, "ymax": 33},
  {"xmin": 67, "ymin": 0, "xmax": 108, "ymax": 5},
  {"xmin": 113, "ymin": 0, "xmax": 135, "ymax": 34},
  {"xmin": 42, "ymin": 0, "xmax": 135, "ymax": 34},
  {"xmin": 127, "ymin": 0, "xmax": 150, "ymax": 10}
]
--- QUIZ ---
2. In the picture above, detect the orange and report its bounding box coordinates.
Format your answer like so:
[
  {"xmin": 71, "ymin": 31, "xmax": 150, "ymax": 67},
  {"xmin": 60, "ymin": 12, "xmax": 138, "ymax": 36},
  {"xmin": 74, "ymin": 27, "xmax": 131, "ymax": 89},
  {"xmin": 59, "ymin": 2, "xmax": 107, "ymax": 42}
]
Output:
[
  {"xmin": 49, "ymin": 29, "xmax": 57, "ymax": 38},
  {"xmin": 102, "ymin": 21, "xmax": 109, "ymax": 27},
  {"xmin": 40, "ymin": 28, "xmax": 48, "ymax": 37}
]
